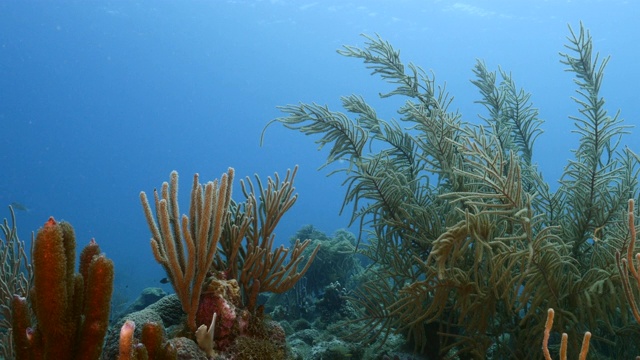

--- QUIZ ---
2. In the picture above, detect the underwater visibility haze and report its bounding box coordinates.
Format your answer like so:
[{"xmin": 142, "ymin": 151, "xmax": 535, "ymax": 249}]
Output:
[{"xmin": 1, "ymin": 1, "xmax": 640, "ymax": 359}]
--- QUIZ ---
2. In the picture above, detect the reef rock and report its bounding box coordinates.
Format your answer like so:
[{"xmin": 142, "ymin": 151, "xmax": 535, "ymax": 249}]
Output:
[{"xmin": 125, "ymin": 287, "xmax": 167, "ymax": 314}]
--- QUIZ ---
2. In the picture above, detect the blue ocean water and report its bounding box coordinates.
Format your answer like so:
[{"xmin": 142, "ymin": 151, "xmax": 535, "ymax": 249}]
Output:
[{"xmin": 1, "ymin": 1, "xmax": 638, "ymax": 300}]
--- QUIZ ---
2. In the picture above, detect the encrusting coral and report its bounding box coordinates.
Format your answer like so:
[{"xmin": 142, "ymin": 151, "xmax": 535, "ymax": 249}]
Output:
[{"xmin": 11, "ymin": 217, "xmax": 114, "ymax": 360}]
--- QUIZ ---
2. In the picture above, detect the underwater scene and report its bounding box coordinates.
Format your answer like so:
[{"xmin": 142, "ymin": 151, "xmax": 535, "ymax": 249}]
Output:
[{"xmin": 1, "ymin": 1, "xmax": 640, "ymax": 359}]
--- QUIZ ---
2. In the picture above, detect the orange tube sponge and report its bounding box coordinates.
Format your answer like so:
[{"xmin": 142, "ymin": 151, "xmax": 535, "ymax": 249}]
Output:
[
  {"xmin": 117, "ymin": 321, "xmax": 178, "ymax": 360},
  {"xmin": 118, "ymin": 320, "xmax": 136, "ymax": 360},
  {"xmin": 31, "ymin": 217, "xmax": 76, "ymax": 357},
  {"xmin": 11, "ymin": 295, "xmax": 33, "ymax": 360},
  {"xmin": 77, "ymin": 250, "xmax": 115, "ymax": 359},
  {"xmin": 140, "ymin": 322, "xmax": 177, "ymax": 359},
  {"xmin": 13, "ymin": 217, "xmax": 114, "ymax": 360}
]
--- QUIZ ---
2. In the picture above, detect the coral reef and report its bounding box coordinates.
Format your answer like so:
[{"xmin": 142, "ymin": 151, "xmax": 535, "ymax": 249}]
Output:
[
  {"xmin": 11, "ymin": 20, "xmax": 639, "ymax": 360},
  {"xmin": 315, "ymin": 281, "xmax": 351, "ymax": 323},
  {"xmin": 265, "ymin": 23, "xmax": 640, "ymax": 358},
  {"xmin": 266, "ymin": 226, "xmax": 361, "ymax": 323},
  {"xmin": 12, "ymin": 217, "xmax": 114, "ymax": 360},
  {"xmin": 297, "ymin": 226, "xmax": 360, "ymax": 295}
]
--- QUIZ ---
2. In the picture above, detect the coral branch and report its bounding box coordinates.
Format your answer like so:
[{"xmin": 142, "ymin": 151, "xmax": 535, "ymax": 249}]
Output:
[
  {"xmin": 542, "ymin": 307, "xmax": 591, "ymax": 360},
  {"xmin": 616, "ymin": 199, "xmax": 640, "ymax": 324},
  {"xmin": 140, "ymin": 168, "xmax": 233, "ymax": 332},
  {"xmin": 0, "ymin": 205, "xmax": 32, "ymax": 360},
  {"xmin": 542, "ymin": 308, "xmax": 554, "ymax": 360},
  {"xmin": 236, "ymin": 167, "xmax": 320, "ymax": 312}
]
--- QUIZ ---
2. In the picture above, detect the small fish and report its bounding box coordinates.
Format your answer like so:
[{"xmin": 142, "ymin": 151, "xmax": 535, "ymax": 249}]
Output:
[
  {"xmin": 160, "ymin": 277, "xmax": 169, "ymax": 284},
  {"xmin": 10, "ymin": 202, "xmax": 29, "ymax": 211}
]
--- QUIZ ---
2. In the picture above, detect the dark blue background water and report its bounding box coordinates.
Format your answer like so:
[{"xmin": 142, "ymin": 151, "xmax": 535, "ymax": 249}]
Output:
[{"xmin": 1, "ymin": 1, "xmax": 638, "ymax": 300}]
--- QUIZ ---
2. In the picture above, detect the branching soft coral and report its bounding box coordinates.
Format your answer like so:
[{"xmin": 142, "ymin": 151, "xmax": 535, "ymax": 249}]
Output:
[{"xmin": 265, "ymin": 23, "xmax": 640, "ymax": 358}]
